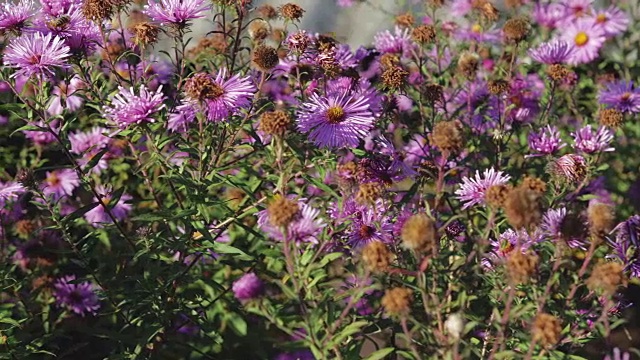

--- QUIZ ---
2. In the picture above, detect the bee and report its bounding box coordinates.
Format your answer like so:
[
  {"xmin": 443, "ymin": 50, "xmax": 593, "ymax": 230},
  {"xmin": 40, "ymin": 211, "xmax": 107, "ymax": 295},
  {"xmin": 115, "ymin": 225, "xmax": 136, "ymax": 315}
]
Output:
[{"xmin": 47, "ymin": 15, "xmax": 71, "ymax": 31}]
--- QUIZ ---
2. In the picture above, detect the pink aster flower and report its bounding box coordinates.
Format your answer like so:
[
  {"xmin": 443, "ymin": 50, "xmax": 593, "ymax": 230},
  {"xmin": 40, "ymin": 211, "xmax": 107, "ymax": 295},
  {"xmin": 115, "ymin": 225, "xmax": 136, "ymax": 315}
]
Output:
[
  {"xmin": 68, "ymin": 127, "xmax": 111, "ymax": 174},
  {"xmin": 257, "ymin": 198, "xmax": 325, "ymax": 244},
  {"xmin": 560, "ymin": 0, "xmax": 594, "ymax": 23},
  {"xmin": 455, "ymin": 168, "xmax": 511, "ymax": 210},
  {"xmin": 549, "ymin": 154, "xmax": 588, "ymax": 183},
  {"xmin": 42, "ymin": 168, "xmax": 80, "ymax": 200},
  {"xmin": 103, "ymin": 85, "xmax": 166, "ymax": 129},
  {"xmin": 84, "ymin": 185, "xmax": 132, "ymax": 226},
  {"xmin": 3, "ymin": 32, "xmax": 71, "ymax": 79},
  {"xmin": 562, "ymin": 18, "xmax": 606, "ymax": 65},
  {"xmin": 571, "ymin": 125, "xmax": 614, "ymax": 154},
  {"xmin": 591, "ymin": 6, "xmax": 629, "ymax": 37},
  {"xmin": 0, "ymin": 181, "xmax": 26, "ymax": 207},
  {"xmin": 232, "ymin": 273, "xmax": 264, "ymax": 301},
  {"xmin": 47, "ymin": 76, "xmax": 85, "ymax": 116},
  {"xmin": 373, "ymin": 26, "xmax": 417, "ymax": 59},
  {"xmin": 183, "ymin": 69, "xmax": 256, "ymax": 122},
  {"xmin": 296, "ymin": 92, "xmax": 377, "ymax": 148},
  {"xmin": 527, "ymin": 125, "xmax": 566, "ymax": 158},
  {"xmin": 144, "ymin": 0, "xmax": 211, "ymax": 27},
  {"xmin": 528, "ymin": 40, "xmax": 575, "ymax": 64},
  {"xmin": 534, "ymin": 3, "xmax": 567, "ymax": 29},
  {"xmin": 168, "ymin": 100, "xmax": 198, "ymax": 132},
  {"xmin": 40, "ymin": 0, "xmax": 78, "ymax": 16},
  {"xmin": 0, "ymin": 0, "xmax": 35, "ymax": 33}
]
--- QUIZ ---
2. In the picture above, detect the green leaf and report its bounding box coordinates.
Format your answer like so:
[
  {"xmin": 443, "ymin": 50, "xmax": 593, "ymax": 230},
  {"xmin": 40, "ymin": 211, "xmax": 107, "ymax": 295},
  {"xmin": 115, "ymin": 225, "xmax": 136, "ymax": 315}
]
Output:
[
  {"xmin": 227, "ymin": 314, "xmax": 247, "ymax": 336},
  {"xmin": 84, "ymin": 148, "xmax": 109, "ymax": 171},
  {"xmin": 0, "ymin": 316, "xmax": 20, "ymax": 327},
  {"xmin": 207, "ymin": 241, "xmax": 253, "ymax": 261},
  {"xmin": 363, "ymin": 348, "xmax": 395, "ymax": 360}
]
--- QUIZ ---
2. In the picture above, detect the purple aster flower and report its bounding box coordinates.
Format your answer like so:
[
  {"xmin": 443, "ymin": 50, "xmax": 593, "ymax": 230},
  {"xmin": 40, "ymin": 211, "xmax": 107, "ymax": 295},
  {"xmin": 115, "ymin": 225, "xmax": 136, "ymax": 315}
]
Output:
[
  {"xmin": 528, "ymin": 40, "xmax": 575, "ymax": 64},
  {"xmin": 103, "ymin": 85, "xmax": 165, "ymax": 129},
  {"xmin": 571, "ymin": 125, "xmax": 614, "ymax": 154},
  {"xmin": 454, "ymin": 23, "xmax": 501, "ymax": 44},
  {"xmin": 232, "ymin": 272, "xmax": 264, "ymax": 301},
  {"xmin": 591, "ymin": 6, "xmax": 628, "ymax": 37},
  {"xmin": 0, "ymin": 0, "xmax": 35, "ymax": 33},
  {"xmin": 274, "ymin": 350, "xmax": 315, "ymax": 360},
  {"xmin": 373, "ymin": 26, "xmax": 417, "ymax": 59},
  {"xmin": 41, "ymin": 168, "xmax": 80, "ymax": 200},
  {"xmin": 47, "ymin": 76, "xmax": 85, "ymax": 115},
  {"xmin": 167, "ymin": 100, "xmax": 198, "ymax": 132},
  {"xmin": 562, "ymin": 18, "xmax": 606, "ymax": 65},
  {"xmin": 40, "ymin": 0, "xmax": 78, "ymax": 16},
  {"xmin": 455, "ymin": 168, "xmax": 511, "ymax": 210},
  {"xmin": 183, "ymin": 70, "xmax": 256, "ymax": 122},
  {"xmin": 608, "ymin": 215, "xmax": 640, "ymax": 278},
  {"xmin": 31, "ymin": 5, "xmax": 85, "ymax": 38},
  {"xmin": 527, "ymin": 125, "xmax": 566, "ymax": 158},
  {"xmin": 347, "ymin": 200, "xmax": 394, "ymax": 249},
  {"xmin": 0, "ymin": 181, "xmax": 26, "ymax": 208},
  {"xmin": 144, "ymin": 0, "xmax": 211, "ymax": 27},
  {"xmin": 448, "ymin": 0, "xmax": 473, "ymax": 17},
  {"xmin": 69, "ymin": 127, "xmax": 111, "ymax": 174},
  {"xmin": 534, "ymin": 3, "xmax": 567, "ymax": 29},
  {"xmin": 561, "ymin": 0, "xmax": 594, "ymax": 23},
  {"xmin": 84, "ymin": 185, "xmax": 132, "ymax": 226},
  {"xmin": 257, "ymin": 199, "xmax": 325, "ymax": 244},
  {"xmin": 3, "ymin": 32, "xmax": 70, "ymax": 79},
  {"xmin": 604, "ymin": 348, "xmax": 631, "ymax": 360},
  {"xmin": 540, "ymin": 208, "xmax": 588, "ymax": 249},
  {"xmin": 296, "ymin": 92, "xmax": 376, "ymax": 148},
  {"xmin": 482, "ymin": 229, "xmax": 537, "ymax": 269},
  {"xmin": 23, "ymin": 119, "xmax": 60, "ymax": 146},
  {"xmin": 598, "ymin": 81, "xmax": 640, "ymax": 114},
  {"xmin": 53, "ymin": 275, "xmax": 100, "ymax": 316}
]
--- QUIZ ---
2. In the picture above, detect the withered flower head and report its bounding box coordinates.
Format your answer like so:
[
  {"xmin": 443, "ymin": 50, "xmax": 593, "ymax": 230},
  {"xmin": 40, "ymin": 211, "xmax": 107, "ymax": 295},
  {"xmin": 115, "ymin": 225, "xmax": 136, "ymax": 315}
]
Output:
[
  {"xmin": 586, "ymin": 261, "xmax": 626, "ymax": 296},
  {"xmin": 485, "ymin": 184, "xmax": 512, "ymax": 208},
  {"xmin": 267, "ymin": 195, "xmax": 299, "ymax": 228},
  {"xmin": 379, "ymin": 53, "xmax": 400, "ymax": 70},
  {"xmin": 430, "ymin": 120, "xmax": 464, "ymax": 154},
  {"xmin": 15, "ymin": 168, "xmax": 37, "ymax": 189},
  {"xmin": 412, "ymin": 24, "xmax": 437, "ymax": 43},
  {"xmin": 188, "ymin": 34, "xmax": 228, "ymax": 58},
  {"xmin": 381, "ymin": 66, "xmax": 409, "ymax": 91},
  {"xmin": 258, "ymin": 110, "xmax": 291, "ymax": 136},
  {"xmin": 252, "ymin": 44, "xmax": 279, "ymax": 71},
  {"xmin": 504, "ymin": 185, "xmax": 543, "ymax": 230},
  {"xmin": 503, "ymin": 17, "xmax": 530, "ymax": 43},
  {"xmin": 362, "ymin": 240, "xmax": 393, "ymax": 272},
  {"xmin": 401, "ymin": 213, "xmax": 438, "ymax": 252},
  {"xmin": 395, "ymin": 12, "xmax": 414, "ymax": 28},
  {"xmin": 248, "ymin": 19, "xmax": 272, "ymax": 41},
  {"xmin": 457, "ymin": 51, "xmax": 480, "ymax": 79},
  {"xmin": 546, "ymin": 64, "xmax": 571, "ymax": 82},
  {"xmin": 356, "ymin": 182, "xmax": 385, "ymax": 205},
  {"xmin": 599, "ymin": 108, "xmax": 624, "ymax": 128},
  {"xmin": 130, "ymin": 22, "xmax": 160, "ymax": 46},
  {"xmin": 82, "ymin": 0, "xmax": 114, "ymax": 20},
  {"xmin": 521, "ymin": 176, "xmax": 547, "ymax": 195},
  {"xmin": 424, "ymin": 84, "xmax": 443, "ymax": 103},
  {"xmin": 382, "ymin": 287, "xmax": 413, "ymax": 316},
  {"xmin": 548, "ymin": 154, "xmax": 588, "ymax": 185},
  {"xmin": 472, "ymin": 0, "xmax": 499, "ymax": 21},
  {"xmin": 487, "ymin": 79, "xmax": 510, "ymax": 95},
  {"xmin": 279, "ymin": 3, "xmax": 305, "ymax": 21},
  {"xmin": 506, "ymin": 249, "xmax": 538, "ymax": 284},
  {"xmin": 532, "ymin": 313, "xmax": 562, "ymax": 348},
  {"xmin": 184, "ymin": 73, "xmax": 224, "ymax": 101}
]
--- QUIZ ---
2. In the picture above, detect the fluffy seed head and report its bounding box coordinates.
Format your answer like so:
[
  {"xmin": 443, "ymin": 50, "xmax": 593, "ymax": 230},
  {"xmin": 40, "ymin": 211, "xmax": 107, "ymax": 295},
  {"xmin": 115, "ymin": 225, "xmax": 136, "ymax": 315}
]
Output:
[
  {"xmin": 412, "ymin": 25, "xmax": 437, "ymax": 43},
  {"xmin": 521, "ymin": 176, "xmax": 547, "ymax": 195},
  {"xmin": 256, "ymin": 4, "xmax": 277, "ymax": 19},
  {"xmin": 401, "ymin": 213, "xmax": 438, "ymax": 253},
  {"xmin": 382, "ymin": 287, "xmax": 413, "ymax": 316},
  {"xmin": 532, "ymin": 313, "xmax": 562, "ymax": 348},
  {"xmin": 487, "ymin": 79, "xmax": 510, "ymax": 95},
  {"xmin": 184, "ymin": 73, "xmax": 224, "ymax": 101},
  {"xmin": 458, "ymin": 51, "xmax": 479, "ymax": 79},
  {"xmin": 82, "ymin": 0, "xmax": 114, "ymax": 20},
  {"xmin": 506, "ymin": 249, "xmax": 538, "ymax": 284},
  {"xmin": 587, "ymin": 202, "xmax": 615, "ymax": 238},
  {"xmin": 361, "ymin": 240, "xmax": 393, "ymax": 272},
  {"xmin": 252, "ymin": 45, "xmax": 279, "ymax": 71},
  {"xmin": 504, "ymin": 185, "xmax": 543, "ymax": 230},
  {"xmin": 258, "ymin": 110, "xmax": 291, "ymax": 136},
  {"xmin": 248, "ymin": 19, "xmax": 272, "ymax": 41},
  {"xmin": 599, "ymin": 108, "xmax": 624, "ymax": 127},
  {"xmin": 267, "ymin": 195, "xmax": 299, "ymax": 228},
  {"xmin": 395, "ymin": 13, "xmax": 414, "ymax": 28},
  {"xmin": 586, "ymin": 261, "xmax": 626, "ymax": 296},
  {"xmin": 503, "ymin": 17, "xmax": 530, "ymax": 43},
  {"xmin": 485, "ymin": 184, "xmax": 512, "ymax": 208},
  {"xmin": 279, "ymin": 3, "xmax": 304, "ymax": 21},
  {"xmin": 430, "ymin": 120, "xmax": 464, "ymax": 154},
  {"xmin": 472, "ymin": 0, "xmax": 499, "ymax": 21},
  {"xmin": 546, "ymin": 64, "xmax": 571, "ymax": 82}
]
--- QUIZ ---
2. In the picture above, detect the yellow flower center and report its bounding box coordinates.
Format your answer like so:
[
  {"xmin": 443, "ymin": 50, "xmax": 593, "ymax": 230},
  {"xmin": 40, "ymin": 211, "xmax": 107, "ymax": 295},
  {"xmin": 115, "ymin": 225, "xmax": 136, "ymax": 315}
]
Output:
[
  {"xmin": 47, "ymin": 172, "xmax": 60, "ymax": 186},
  {"xmin": 574, "ymin": 32, "xmax": 589, "ymax": 47},
  {"xmin": 596, "ymin": 14, "xmax": 608, "ymax": 23},
  {"xmin": 326, "ymin": 106, "xmax": 346, "ymax": 124},
  {"xmin": 471, "ymin": 24, "xmax": 482, "ymax": 33}
]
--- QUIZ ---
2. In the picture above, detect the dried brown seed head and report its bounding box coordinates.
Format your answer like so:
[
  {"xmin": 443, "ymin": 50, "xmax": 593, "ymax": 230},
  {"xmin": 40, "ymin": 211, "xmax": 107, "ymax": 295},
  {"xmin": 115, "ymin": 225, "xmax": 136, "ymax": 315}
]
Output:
[
  {"xmin": 503, "ymin": 17, "xmax": 530, "ymax": 43},
  {"xmin": 458, "ymin": 51, "xmax": 479, "ymax": 79},
  {"xmin": 430, "ymin": 120, "xmax": 464, "ymax": 154},
  {"xmin": 362, "ymin": 240, "xmax": 393, "ymax": 272},
  {"xmin": 258, "ymin": 110, "xmax": 291, "ymax": 136},
  {"xmin": 586, "ymin": 261, "xmax": 626, "ymax": 296},
  {"xmin": 395, "ymin": 12, "xmax": 414, "ymax": 28},
  {"xmin": 532, "ymin": 313, "xmax": 562, "ymax": 348},
  {"xmin": 424, "ymin": 84, "xmax": 443, "ymax": 103},
  {"xmin": 130, "ymin": 22, "xmax": 160, "ymax": 46},
  {"xmin": 599, "ymin": 108, "xmax": 624, "ymax": 128},
  {"xmin": 412, "ymin": 24, "xmax": 437, "ymax": 43},
  {"xmin": 382, "ymin": 287, "xmax": 413, "ymax": 316},
  {"xmin": 185, "ymin": 73, "xmax": 224, "ymax": 101},
  {"xmin": 504, "ymin": 185, "xmax": 543, "ymax": 230},
  {"xmin": 506, "ymin": 249, "xmax": 538, "ymax": 284},
  {"xmin": 485, "ymin": 184, "xmax": 512, "ymax": 208},
  {"xmin": 252, "ymin": 44, "xmax": 279, "ymax": 71},
  {"xmin": 381, "ymin": 66, "xmax": 409, "ymax": 91},
  {"xmin": 587, "ymin": 202, "xmax": 615, "ymax": 238},
  {"xmin": 487, "ymin": 79, "xmax": 510, "ymax": 95},
  {"xmin": 267, "ymin": 195, "xmax": 300, "ymax": 228},
  {"xmin": 400, "ymin": 213, "xmax": 438, "ymax": 252},
  {"xmin": 279, "ymin": 3, "xmax": 305, "ymax": 21},
  {"xmin": 356, "ymin": 182, "xmax": 385, "ymax": 205},
  {"xmin": 248, "ymin": 19, "xmax": 272, "ymax": 41}
]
